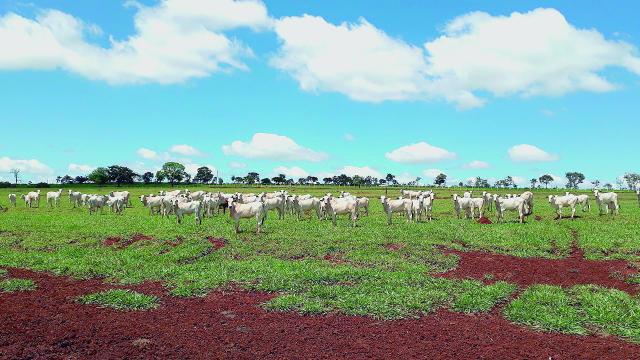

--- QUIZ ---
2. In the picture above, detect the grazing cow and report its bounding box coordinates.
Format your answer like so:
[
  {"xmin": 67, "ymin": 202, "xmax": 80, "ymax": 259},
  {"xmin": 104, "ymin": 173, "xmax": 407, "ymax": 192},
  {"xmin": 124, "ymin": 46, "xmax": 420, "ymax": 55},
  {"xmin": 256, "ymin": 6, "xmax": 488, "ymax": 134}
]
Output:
[
  {"xmin": 548, "ymin": 195, "xmax": 578, "ymax": 220},
  {"xmin": 593, "ymin": 190, "xmax": 619, "ymax": 215},
  {"xmin": 452, "ymin": 194, "xmax": 475, "ymax": 219},
  {"xmin": 228, "ymin": 197, "xmax": 267, "ymax": 233},
  {"xmin": 494, "ymin": 195, "xmax": 526, "ymax": 223},
  {"xmin": 322, "ymin": 195, "xmax": 358, "ymax": 227},
  {"xmin": 8, "ymin": 194, "xmax": 16, "ymax": 207},
  {"xmin": 380, "ymin": 196, "xmax": 413, "ymax": 225}
]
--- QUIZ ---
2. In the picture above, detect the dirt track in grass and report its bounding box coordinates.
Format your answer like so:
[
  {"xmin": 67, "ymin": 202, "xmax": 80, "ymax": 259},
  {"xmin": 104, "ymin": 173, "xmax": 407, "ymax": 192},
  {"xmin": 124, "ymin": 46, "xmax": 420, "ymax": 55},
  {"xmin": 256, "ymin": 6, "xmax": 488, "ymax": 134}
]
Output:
[
  {"xmin": 1, "ymin": 268, "xmax": 639, "ymax": 359},
  {"xmin": 435, "ymin": 243, "xmax": 639, "ymax": 294}
]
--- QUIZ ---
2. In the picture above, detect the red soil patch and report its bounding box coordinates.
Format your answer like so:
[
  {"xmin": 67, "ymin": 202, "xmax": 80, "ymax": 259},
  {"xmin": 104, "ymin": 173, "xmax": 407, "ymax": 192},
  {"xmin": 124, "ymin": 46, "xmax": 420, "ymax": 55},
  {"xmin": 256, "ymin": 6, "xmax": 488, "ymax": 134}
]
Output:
[
  {"xmin": 207, "ymin": 237, "xmax": 228, "ymax": 250},
  {"xmin": 385, "ymin": 243, "xmax": 406, "ymax": 251},
  {"xmin": 477, "ymin": 217, "xmax": 492, "ymax": 224},
  {"xmin": 1, "ymin": 268, "xmax": 638, "ymax": 359},
  {"xmin": 436, "ymin": 245, "xmax": 638, "ymax": 294},
  {"xmin": 535, "ymin": 215, "xmax": 543, "ymax": 221},
  {"xmin": 103, "ymin": 234, "xmax": 154, "ymax": 249}
]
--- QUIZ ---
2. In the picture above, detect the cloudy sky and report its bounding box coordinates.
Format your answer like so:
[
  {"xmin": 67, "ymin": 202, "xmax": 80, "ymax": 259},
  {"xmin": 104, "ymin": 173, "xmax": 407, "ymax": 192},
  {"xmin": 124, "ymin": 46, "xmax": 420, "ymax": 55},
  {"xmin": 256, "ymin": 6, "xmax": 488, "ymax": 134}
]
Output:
[{"xmin": 1, "ymin": 0, "xmax": 638, "ymax": 187}]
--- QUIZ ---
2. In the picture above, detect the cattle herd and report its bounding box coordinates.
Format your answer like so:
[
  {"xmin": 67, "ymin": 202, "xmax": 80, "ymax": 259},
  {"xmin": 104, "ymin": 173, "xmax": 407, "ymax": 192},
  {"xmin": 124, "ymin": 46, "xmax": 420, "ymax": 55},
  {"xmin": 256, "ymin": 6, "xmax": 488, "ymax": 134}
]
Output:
[{"xmin": 3, "ymin": 188, "xmax": 637, "ymax": 233}]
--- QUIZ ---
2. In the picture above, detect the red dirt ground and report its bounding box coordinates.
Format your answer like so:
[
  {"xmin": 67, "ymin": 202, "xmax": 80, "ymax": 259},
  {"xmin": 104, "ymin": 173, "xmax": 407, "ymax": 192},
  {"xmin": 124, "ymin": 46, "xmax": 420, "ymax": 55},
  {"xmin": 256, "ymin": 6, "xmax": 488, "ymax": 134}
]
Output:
[
  {"xmin": 207, "ymin": 237, "xmax": 228, "ymax": 250},
  {"xmin": 477, "ymin": 216, "xmax": 493, "ymax": 224},
  {"xmin": 436, "ymin": 245, "xmax": 638, "ymax": 294},
  {"xmin": 1, "ymin": 268, "xmax": 639, "ymax": 359},
  {"xmin": 103, "ymin": 234, "xmax": 154, "ymax": 249}
]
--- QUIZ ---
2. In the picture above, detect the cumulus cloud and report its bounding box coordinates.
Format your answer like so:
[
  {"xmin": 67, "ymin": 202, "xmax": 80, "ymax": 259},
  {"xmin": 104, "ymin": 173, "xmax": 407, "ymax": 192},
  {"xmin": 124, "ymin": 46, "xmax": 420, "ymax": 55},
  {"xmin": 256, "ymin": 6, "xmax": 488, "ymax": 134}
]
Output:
[
  {"xmin": 508, "ymin": 144, "xmax": 559, "ymax": 162},
  {"xmin": 136, "ymin": 148, "xmax": 158, "ymax": 159},
  {"xmin": 385, "ymin": 142, "xmax": 456, "ymax": 164},
  {"xmin": 272, "ymin": 9, "xmax": 640, "ymax": 108},
  {"xmin": 273, "ymin": 165, "xmax": 308, "ymax": 178},
  {"xmin": 222, "ymin": 133, "xmax": 327, "ymax": 161},
  {"xmin": 335, "ymin": 165, "xmax": 381, "ymax": 178},
  {"xmin": 184, "ymin": 162, "xmax": 217, "ymax": 176},
  {"xmin": 0, "ymin": 0, "xmax": 271, "ymax": 84},
  {"xmin": 170, "ymin": 144, "xmax": 203, "ymax": 156},
  {"xmin": 423, "ymin": 168, "xmax": 446, "ymax": 179},
  {"xmin": 463, "ymin": 160, "xmax": 490, "ymax": 169},
  {"xmin": 68, "ymin": 163, "xmax": 95, "ymax": 174},
  {"xmin": 0, "ymin": 156, "xmax": 53, "ymax": 174}
]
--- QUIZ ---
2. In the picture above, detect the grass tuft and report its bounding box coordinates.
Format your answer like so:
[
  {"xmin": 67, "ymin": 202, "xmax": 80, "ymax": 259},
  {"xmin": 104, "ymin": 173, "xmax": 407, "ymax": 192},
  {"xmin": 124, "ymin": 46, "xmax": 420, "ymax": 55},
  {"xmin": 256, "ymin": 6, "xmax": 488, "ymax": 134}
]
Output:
[
  {"xmin": 0, "ymin": 278, "xmax": 37, "ymax": 292},
  {"xmin": 78, "ymin": 289, "xmax": 159, "ymax": 310}
]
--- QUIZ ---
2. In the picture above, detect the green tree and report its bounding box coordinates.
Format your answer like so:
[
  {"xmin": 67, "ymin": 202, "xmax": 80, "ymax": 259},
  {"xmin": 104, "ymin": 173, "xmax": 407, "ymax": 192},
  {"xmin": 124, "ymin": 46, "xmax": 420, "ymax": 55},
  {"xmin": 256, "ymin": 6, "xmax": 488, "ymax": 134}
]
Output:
[
  {"xmin": 161, "ymin": 162, "xmax": 186, "ymax": 187},
  {"xmin": 155, "ymin": 170, "xmax": 166, "ymax": 183},
  {"xmin": 261, "ymin": 177, "xmax": 272, "ymax": 185},
  {"xmin": 434, "ymin": 173, "xmax": 447, "ymax": 187},
  {"xmin": 74, "ymin": 176, "xmax": 88, "ymax": 184},
  {"xmin": 107, "ymin": 165, "xmax": 138, "ymax": 186},
  {"xmin": 244, "ymin": 172, "xmax": 260, "ymax": 185},
  {"xmin": 88, "ymin": 167, "xmax": 110, "ymax": 185},
  {"xmin": 141, "ymin": 172, "xmax": 154, "ymax": 184},
  {"xmin": 539, "ymin": 174, "xmax": 554, "ymax": 189},
  {"xmin": 271, "ymin": 174, "xmax": 286, "ymax": 185},
  {"xmin": 623, "ymin": 173, "xmax": 640, "ymax": 190},
  {"xmin": 193, "ymin": 166, "xmax": 213, "ymax": 184},
  {"xmin": 565, "ymin": 172, "xmax": 585, "ymax": 189},
  {"xmin": 530, "ymin": 178, "xmax": 538, "ymax": 189},
  {"xmin": 385, "ymin": 173, "xmax": 397, "ymax": 185},
  {"xmin": 322, "ymin": 177, "xmax": 333, "ymax": 185}
]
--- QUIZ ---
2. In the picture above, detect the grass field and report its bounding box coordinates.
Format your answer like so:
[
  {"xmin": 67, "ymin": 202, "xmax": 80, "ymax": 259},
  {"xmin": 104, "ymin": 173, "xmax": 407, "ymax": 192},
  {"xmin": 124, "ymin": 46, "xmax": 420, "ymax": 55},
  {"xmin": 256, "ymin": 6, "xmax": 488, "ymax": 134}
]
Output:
[{"xmin": 1, "ymin": 185, "xmax": 640, "ymax": 342}]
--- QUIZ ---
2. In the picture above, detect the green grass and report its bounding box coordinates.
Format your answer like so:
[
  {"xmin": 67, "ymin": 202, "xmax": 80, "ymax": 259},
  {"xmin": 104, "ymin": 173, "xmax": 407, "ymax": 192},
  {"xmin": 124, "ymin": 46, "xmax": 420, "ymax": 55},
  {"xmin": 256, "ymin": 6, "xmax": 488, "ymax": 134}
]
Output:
[
  {"xmin": 1, "ymin": 185, "xmax": 639, "ymax": 339},
  {"xmin": 0, "ymin": 268, "xmax": 7, "ymax": 278},
  {"xmin": 78, "ymin": 289, "xmax": 159, "ymax": 310},
  {"xmin": 505, "ymin": 284, "xmax": 640, "ymax": 342},
  {"xmin": 0, "ymin": 278, "xmax": 37, "ymax": 292}
]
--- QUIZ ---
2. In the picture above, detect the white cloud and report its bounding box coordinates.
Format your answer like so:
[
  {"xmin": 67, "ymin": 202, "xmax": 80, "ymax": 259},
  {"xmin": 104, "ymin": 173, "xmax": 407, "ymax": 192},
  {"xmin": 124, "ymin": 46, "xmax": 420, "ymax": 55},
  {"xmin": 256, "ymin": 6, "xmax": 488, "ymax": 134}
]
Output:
[
  {"xmin": 0, "ymin": 0, "xmax": 271, "ymax": 84},
  {"xmin": 222, "ymin": 133, "xmax": 327, "ymax": 161},
  {"xmin": 271, "ymin": 9, "xmax": 640, "ymax": 109},
  {"xmin": 137, "ymin": 148, "xmax": 158, "ymax": 159},
  {"xmin": 170, "ymin": 144, "xmax": 203, "ymax": 156},
  {"xmin": 463, "ymin": 160, "xmax": 490, "ymax": 169},
  {"xmin": 0, "ymin": 156, "xmax": 53, "ymax": 174},
  {"xmin": 508, "ymin": 144, "xmax": 559, "ymax": 162},
  {"xmin": 335, "ymin": 165, "xmax": 381, "ymax": 178},
  {"xmin": 272, "ymin": 15, "xmax": 430, "ymax": 102},
  {"xmin": 68, "ymin": 163, "xmax": 95, "ymax": 174},
  {"xmin": 396, "ymin": 172, "xmax": 417, "ymax": 184},
  {"xmin": 228, "ymin": 161, "xmax": 246, "ymax": 169},
  {"xmin": 344, "ymin": 133, "xmax": 355, "ymax": 141},
  {"xmin": 423, "ymin": 168, "xmax": 445, "ymax": 179},
  {"xmin": 273, "ymin": 165, "xmax": 308, "ymax": 178},
  {"xmin": 511, "ymin": 176, "xmax": 528, "ymax": 187},
  {"xmin": 386, "ymin": 142, "xmax": 456, "ymax": 164}
]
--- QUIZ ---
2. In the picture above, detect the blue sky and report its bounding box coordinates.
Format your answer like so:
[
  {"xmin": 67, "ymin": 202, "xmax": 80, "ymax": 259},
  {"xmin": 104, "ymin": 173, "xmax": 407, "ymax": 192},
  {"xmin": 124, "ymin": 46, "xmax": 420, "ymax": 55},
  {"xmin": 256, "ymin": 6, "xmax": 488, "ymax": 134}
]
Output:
[{"xmin": 0, "ymin": 0, "xmax": 639, "ymax": 187}]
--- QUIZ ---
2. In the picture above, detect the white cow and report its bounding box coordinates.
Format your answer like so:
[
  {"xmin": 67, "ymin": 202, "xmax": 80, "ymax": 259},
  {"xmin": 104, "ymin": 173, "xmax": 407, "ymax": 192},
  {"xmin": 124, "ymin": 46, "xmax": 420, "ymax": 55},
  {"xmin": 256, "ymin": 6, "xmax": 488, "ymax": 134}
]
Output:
[
  {"xmin": 87, "ymin": 195, "xmax": 107, "ymax": 215},
  {"xmin": 469, "ymin": 197, "xmax": 485, "ymax": 219},
  {"xmin": 452, "ymin": 194, "xmax": 475, "ymax": 219},
  {"xmin": 228, "ymin": 197, "xmax": 267, "ymax": 233},
  {"xmin": 401, "ymin": 189, "xmax": 423, "ymax": 199},
  {"xmin": 22, "ymin": 190, "xmax": 40, "ymax": 208},
  {"xmin": 8, "ymin": 194, "xmax": 16, "ymax": 207},
  {"xmin": 68, "ymin": 190, "xmax": 82, "ymax": 208},
  {"xmin": 494, "ymin": 195, "xmax": 526, "ymax": 223},
  {"xmin": 188, "ymin": 191, "xmax": 207, "ymax": 202},
  {"xmin": 593, "ymin": 190, "xmax": 619, "ymax": 215},
  {"xmin": 110, "ymin": 191, "xmax": 131, "ymax": 207},
  {"xmin": 380, "ymin": 196, "xmax": 413, "ymax": 225},
  {"xmin": 141, "ymin": 195, "xmax": 163, "ymax": 215},
  {"xmin": 419, "ymin": 192, "xmax": 435, "ymax": 221},
  {"xmin": 293, "ymin": 196, "xmax": 322, "ymax": 220},
  {"xmin": 106, "ymin": 196, "xmax": 126, "ymax": 214},
  {"xmin": 46, "ymin": 189, "xmax": 63, "ymax": 208},
  {"xmin": 520, "ymin": 191, "xmax": 534, "ymax": 216},
  {"xmin": 566, "ymin": 192, "xmax": 590, "ymax": 212},
  {"xmin": 322, "ymin": 195, "xmax": 358, "ymax": 227},
  {"xmin": 264, "ymin": 194, "xmax": 286, "ymax": 220},
  {"xmin": 173, "ymin": 200, "xmax": 203, "ymax": 225},
  {"xmin": 548, "ymin": 195, "xmax": 578, "ymax": 220},
  {"xmin": 482, "ymin": 191, "xmax": 494, "ymax": 212}
]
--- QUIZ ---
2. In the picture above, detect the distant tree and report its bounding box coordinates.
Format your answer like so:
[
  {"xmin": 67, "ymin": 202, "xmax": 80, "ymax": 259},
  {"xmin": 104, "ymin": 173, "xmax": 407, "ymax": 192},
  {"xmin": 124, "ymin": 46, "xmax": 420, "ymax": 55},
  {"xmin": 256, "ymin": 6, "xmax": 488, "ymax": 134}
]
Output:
[
  {"xmin": 539, "ymin": 174, "xmax": 554, "ymax": 189},
  {"xmin": 434, "ymin": 173, "xmax": 447, "ymax": 187},
  {"xmin": 623, "ymin": 173, "xmax": 640, "ymax": 190},
  {"xmin": 271, "ymin": 174, "xmax": 286, "ymax": 185},
  {"xmin": 161, "ymin": 162, "xmax": 186, "ymax": 187},
  {"xmin": 183, "ymin": 173, "xmax": 192, "ymax": 184},
  {"xmin": 322, "ymin": 177, "xmax": 333, "ymax": 185},
  {"xmin": 155, "ymin": 170, "xmax": 166, "ymax": 183},
  {"xmin": 385, "ymin": 173, "xmax": 397, "ymax": 186},
  {"xmin": 335, "ymin": 174, "xmax": 352, "ymax": 186},
  {"xmin": 56, "ymin": 176, "xmax": 62, "ymax": 184},
  {"xmin": 591, "ymin": 179, "xmax": 600, "ymax": 188},
  {"xmin": 530, "ymin": 178, "xmax": 538, "ymax": 189},
  {"xmin": 244, "ymin": 172, "xmax": 260, "ymax": 185},
  {"xmin": 217, "ymin": 177, "xmax": 224, "ymax": 185},
  {"xmin": 415, "ymin": 177, "xmax": 422, "ymax": 186},
  {"xmin": 565, "ymin": 172, "xmax": 585, "ymax": 189},
  {"xmin": 142, "ymin": 172, "xmax": 154, "ymax": 184},
  {"xmin": 474, "ymin": 177, "xmax": 490, "ymax": 188},
  {"xmin": 60, "ymin": 175, "xmax": 74, "ymax": 184},
  {"xmin": 378, "ymin": 179, "xmax": 387, "ymax": 185},
  {"xmin": 352, "ymin": 175, "xmax": 364, "ymax": 188},
  {"xmin": 107, "ymin": 165, "xmax": 138, "ymax": 187},
  {"xmin": 306, "ymin": 176, "xmax": 318, "ymax": 185},
  {"xmin": 616, "ymin": 178, "xmax": 625, "ymax": 190},
  {"xmin": 9, "ymin": 168, "xmax": 20, "ymax": 185},
  {"xmin": 261, "ymin": 177, "xmax": 272, "ymax": 185},
  {"xmin": 193, "ymin": 166, "xmax": 213, "ymax": 184},
  {"xmin": 604, "ymin": 183, "xmax": 613, "ymax": 190},
  {"xmin": 88, "ymin": 167, "xmax": 110, "ymax": 185},
  {"xmin": 75, "ymin": 176, "xmax": 88, "ymax": 184}
]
